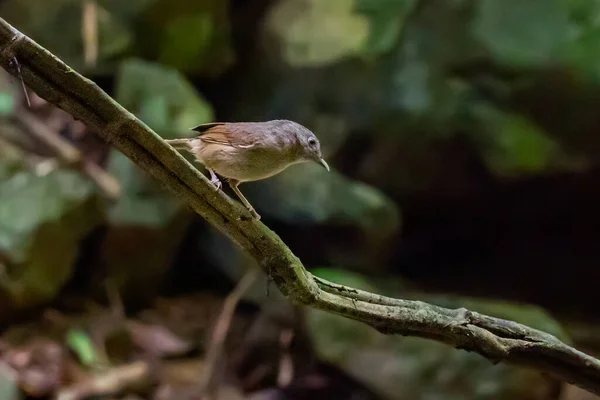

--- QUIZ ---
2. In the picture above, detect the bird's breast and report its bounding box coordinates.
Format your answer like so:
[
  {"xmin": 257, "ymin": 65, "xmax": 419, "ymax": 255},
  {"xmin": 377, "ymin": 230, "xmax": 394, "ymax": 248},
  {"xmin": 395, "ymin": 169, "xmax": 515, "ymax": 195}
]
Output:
[{"xmin": 193, "ymin": 141, "xmax": 297, "ymax": 182}]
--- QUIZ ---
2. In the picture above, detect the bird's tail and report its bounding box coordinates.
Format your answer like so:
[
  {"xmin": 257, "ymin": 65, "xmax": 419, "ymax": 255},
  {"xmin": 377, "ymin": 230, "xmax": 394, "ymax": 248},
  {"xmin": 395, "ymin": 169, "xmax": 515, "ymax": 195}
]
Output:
[{"xmin": 165, "ymin": 138, "xmax": 192, "ymax": 151}]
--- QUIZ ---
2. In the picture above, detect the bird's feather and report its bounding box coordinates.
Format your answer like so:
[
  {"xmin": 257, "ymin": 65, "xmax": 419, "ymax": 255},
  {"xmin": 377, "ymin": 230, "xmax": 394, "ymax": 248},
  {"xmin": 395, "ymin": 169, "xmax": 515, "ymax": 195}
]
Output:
[
  {"xmin": 191, "ymin": 122, "xmax": 226, "ymax": 133},
  {"xmin": 191, "ymin": 122, "xmax": 256, "ymax": 149}
]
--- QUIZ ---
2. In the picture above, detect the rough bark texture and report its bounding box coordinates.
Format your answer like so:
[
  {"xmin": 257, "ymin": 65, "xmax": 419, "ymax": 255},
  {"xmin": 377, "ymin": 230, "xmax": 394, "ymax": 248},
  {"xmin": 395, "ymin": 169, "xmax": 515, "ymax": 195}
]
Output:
[{"xmin": 1, "ymin": 17, "xmax": 599, "ymax": 396}]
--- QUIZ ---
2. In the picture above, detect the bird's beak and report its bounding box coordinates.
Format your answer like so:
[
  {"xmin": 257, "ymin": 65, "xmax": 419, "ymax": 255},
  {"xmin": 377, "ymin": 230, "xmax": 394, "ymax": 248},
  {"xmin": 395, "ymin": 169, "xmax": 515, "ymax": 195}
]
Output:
[{"xmin": 319, "ymin": 158, "xmax": 330, "ymax": 171}]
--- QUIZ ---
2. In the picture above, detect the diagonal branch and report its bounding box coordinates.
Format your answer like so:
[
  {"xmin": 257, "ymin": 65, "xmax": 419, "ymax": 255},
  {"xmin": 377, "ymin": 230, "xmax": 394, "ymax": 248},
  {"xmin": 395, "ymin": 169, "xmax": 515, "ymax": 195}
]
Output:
[{"xmin": 1, "ymin": 17, "xmax": 599, "ymax": 395}]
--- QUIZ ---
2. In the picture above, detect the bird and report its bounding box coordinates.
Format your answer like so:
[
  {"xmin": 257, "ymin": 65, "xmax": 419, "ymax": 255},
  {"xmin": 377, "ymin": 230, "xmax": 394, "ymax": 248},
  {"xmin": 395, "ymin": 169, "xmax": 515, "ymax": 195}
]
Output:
[{"xmin": 165, "ymin": 120, "xmax": 329, "ymax": 220}]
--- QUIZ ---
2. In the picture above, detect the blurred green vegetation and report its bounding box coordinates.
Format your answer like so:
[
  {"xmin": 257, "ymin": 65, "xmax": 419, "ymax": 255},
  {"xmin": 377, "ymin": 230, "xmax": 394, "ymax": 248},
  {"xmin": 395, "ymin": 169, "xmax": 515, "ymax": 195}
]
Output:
[{"xmin": 0, "ymin": 0, "xmax": 599, "ymax": 398}]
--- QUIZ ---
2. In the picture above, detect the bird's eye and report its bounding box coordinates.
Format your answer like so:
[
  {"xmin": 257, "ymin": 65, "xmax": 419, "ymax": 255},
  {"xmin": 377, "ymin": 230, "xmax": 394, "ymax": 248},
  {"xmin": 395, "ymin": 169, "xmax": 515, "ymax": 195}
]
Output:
[{"xmin": 308, "ymin": 138, "xmax": 317, "ymax": 146}]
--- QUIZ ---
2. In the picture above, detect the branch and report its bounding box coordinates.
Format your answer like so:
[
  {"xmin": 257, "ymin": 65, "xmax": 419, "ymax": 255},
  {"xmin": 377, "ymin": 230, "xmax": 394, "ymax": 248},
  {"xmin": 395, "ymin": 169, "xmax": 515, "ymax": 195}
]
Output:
[{"xmin": 1, "ymin": 17, "xmax": 599, "ymax": 395}]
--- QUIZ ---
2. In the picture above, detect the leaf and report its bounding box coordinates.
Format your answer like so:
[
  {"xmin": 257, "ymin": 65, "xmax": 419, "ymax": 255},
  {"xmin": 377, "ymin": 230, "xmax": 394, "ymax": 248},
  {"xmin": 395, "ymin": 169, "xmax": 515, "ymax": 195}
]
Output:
[
  {"xmin": 382, "ymin": 0, "xmax": 482, "ymax": 124},
  {"xmin": 266, "ymin": 0, "xmax": 370, "ymax": 67},
  {"xmin": 159, "ymin": 14, "xmax": 215, "ymax": 71},
  {"xmin": 115, "ymin": 58, "xmax": 214, "ymax": 138},
  {"xmin": 143, "ymin": 0, "xmax": 235, "ymax": 75},
  {"xmin": 0, "ymin": 93, "xmax": 14, "ymax": 117},
  {"xmin": 355, "ymin": 0, "xmax": 417, "ymax": 56},
  {"xmin": 0, "ymin": 363, "xmax": 21, "ymax": 400},
  {"xmin": 565, "ymin": 0, "xmax": 600, "ymax": 81},
  {"xmin": 0, "ymin": 168, "xmax": 102, "ymax": 311},
  {"xmin": 472, "ymin": 0, "xmax": 569, "ymax": 67},
  {"xmin": 66, "ymin": 329, "xmax": 99, "ymax": 369},
  {"xmin": 247, "ymin": 164, "xmax": 400, "ymax": 237},
  {"xmin": 469, "ymin": 105, "xmax": 561, "ymax": 177},
  {"xmin": 0, "ymin": 70, "xmax": 16, "ymax": 117}
]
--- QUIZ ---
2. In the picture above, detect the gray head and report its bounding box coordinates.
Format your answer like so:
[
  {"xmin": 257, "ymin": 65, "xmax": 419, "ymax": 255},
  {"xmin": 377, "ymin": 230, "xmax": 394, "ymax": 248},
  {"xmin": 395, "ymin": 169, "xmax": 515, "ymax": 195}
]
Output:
[{"xmin": 271, "ymin": 119, "xmax": 329, "ymax": 170}]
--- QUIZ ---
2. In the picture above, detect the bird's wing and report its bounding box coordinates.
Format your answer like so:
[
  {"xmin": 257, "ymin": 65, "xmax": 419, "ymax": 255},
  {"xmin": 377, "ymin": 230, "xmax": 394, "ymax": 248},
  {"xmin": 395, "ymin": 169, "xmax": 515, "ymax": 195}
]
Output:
[
  {"xmin": 191, "ymin": 122, "xmax": 225, "ymax": 133},
  {"xmin": 191, "ymin": 122, "xmax": 256, "ymax": 149}
]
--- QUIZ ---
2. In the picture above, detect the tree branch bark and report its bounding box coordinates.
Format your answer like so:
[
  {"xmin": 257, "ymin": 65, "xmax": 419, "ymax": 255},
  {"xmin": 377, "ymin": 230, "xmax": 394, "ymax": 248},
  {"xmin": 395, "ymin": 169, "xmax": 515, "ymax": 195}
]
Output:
[{"xmin": 1, "ymin": 17, "xmax": 599, "ymax": 395}]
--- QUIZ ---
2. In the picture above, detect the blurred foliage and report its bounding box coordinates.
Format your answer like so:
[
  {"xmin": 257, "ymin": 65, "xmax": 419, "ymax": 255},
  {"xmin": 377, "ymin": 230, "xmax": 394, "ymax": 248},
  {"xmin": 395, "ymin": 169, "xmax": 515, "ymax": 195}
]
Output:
[
  {"xmin": 0, "ymin": 0, "xmax": 134, "ymax": 70},
  {"xmin": 356, "ymin": 0, "xmax": 417, "ymax": 57},
  {"xmin": 0, "ymin": 154, "xmax": 103, "ymax": 313},
  {"xmin": 0, "ymin": 0, "xmax": 234, "ymax": 75},
  {"xmin": 0, "ymin": 364, "xmax": 20, "ymax": 400},
  {"xmin": 247, "ymin": 164, "xmax": 399, "ymax": 230},
  {"xmin": 115, "ymin": 58, "xmax": 214, "ymax": 137},
  {"xmin": 143, "ymin": 0, "xmax": 235, "ymax": 75},
  {"xmin": 473, "ymin": 0, "xmax": 568, "ymax": 68},
  {"xmin": 470, "ymin": 105, "xmax": 566, "ymax": 177},
  {"xmin": 3, "ymin": 0, "xmax": 600, "ymax": 396},
  {"xmin": 66, "ymin": 328, "xmax": 99, "ymax": 369},
  {"xmin": 0, "ymin": 85, "xmax": 15, "ymax": 118},
  {"xmin": 266, "ymin": 0, "xmax": 370, "ymax": 67}
]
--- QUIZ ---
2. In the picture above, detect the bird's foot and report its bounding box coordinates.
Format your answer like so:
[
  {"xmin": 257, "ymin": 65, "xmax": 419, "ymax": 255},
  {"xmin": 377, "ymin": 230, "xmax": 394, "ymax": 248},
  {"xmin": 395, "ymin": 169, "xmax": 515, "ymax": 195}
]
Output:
[
  {"xmin": 248, "ymin": 207, "xmax": 261, "ymax": 220},
  {"xmin": 210, "ymin": 176, "xmax": 222, "ymax": 191},
  {"xmin": 207, "ymin": 168, "xmax": 222, "ymax": 191}
]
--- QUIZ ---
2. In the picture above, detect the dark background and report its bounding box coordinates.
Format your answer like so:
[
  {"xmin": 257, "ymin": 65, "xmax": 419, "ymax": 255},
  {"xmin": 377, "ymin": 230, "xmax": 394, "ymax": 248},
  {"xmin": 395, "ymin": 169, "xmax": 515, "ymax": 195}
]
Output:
[{"xmin": 0, "ymin": 0, "xmax": 598, "ymax": 399}]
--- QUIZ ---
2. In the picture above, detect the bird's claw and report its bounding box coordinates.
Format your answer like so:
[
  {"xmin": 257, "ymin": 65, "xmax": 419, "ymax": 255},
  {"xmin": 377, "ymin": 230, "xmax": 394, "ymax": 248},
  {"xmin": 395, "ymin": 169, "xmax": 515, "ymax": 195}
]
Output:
[
  {"xmin": 249, "ymin": 209, "xmax": 261, "ymax": 220},
  {"xmin": 210, "ymin": 177, "xmax": 222, "ymax": 191}
]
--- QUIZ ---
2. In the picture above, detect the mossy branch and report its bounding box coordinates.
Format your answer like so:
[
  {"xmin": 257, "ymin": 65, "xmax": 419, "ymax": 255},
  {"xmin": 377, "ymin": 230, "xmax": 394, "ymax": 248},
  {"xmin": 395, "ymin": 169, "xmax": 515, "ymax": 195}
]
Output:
[{"xmin": 1, "ymin": 17, "xmax": 600, "ymax": 395}]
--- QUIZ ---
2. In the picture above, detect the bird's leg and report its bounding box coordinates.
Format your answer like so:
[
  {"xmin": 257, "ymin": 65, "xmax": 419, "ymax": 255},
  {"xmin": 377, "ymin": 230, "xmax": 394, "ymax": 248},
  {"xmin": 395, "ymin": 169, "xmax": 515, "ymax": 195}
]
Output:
[
  {"xmin": 228, "ymin": 179, "xmax": 261, "ymax": 220},
  {"xmin": 207, "ymin": 168, "xmax": 222, "ymax": 191}
]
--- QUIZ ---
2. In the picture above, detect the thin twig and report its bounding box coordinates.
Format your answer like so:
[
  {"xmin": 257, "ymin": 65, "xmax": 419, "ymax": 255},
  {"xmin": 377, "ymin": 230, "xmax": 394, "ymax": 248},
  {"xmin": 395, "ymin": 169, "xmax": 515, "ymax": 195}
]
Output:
[
  {"xmin": 15, "ymin": 108, "xmax": 121, "ymax": 199},
  {"xmin": 82, "ymin": 0, "xmax": 98, "ymax": 67},
  {"xmin": 104, "ymin": 279, "xmax": 125, "ymax": 320},
  {"xmin": 9, "ymin": 56, "xmax": 30, "ymax": 107},
  {"xmin": 277, "ymin": 329, "xmax": 294, "ymax": 388},
  {"xmin": 56, "ymin": 361, "xmax": 152, "ymax": 400},
  {"xmin": 1, "ymin": 17, "xmax": 600, "ymax": 396},
  {"xmin": 201, "ymin": 269, "xmax": 259, "ymax": 397}
]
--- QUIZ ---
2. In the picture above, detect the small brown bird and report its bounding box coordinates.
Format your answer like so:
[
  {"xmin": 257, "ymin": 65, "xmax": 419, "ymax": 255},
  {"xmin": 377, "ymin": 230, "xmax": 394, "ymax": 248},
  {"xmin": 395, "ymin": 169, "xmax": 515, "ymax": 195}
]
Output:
[{"xmin": 165, "ymin": 120, "xmax": 329, "ymax": 220}]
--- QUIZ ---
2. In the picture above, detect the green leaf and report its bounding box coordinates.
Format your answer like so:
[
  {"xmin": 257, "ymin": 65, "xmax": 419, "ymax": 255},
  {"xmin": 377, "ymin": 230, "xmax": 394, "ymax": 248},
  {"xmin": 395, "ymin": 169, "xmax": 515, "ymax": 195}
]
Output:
[
  {"xmin": 115, "ymin": 58, "xmax": 214, "ymax": 138},
  {"xmin": 0, "ymin": 70, "xmax": 16, "ymax": 117},
  {"xmin": 0, "ymin": 93, "xmax": 14, "ymax": 116},
  {"xmin": 143, "ymin": 0, "xmax": 235, "ymax": 75},
  {"xmin": 247, "ymin": 164, "xmax": 400, "ymax": 237},
  {"xmin": 473, "ymin": 0, "xmax": 569, "ymax": 67},
  {"xmin": 266, "ymin": 0, "xmax": 370, "ymax": 67},
  {"xmin": 565, "ymin": 0, "xmax": 600, "ymax": 81},
  {"xmin": 355, "ymin": 0, "xmax": 417, "ymax": 56},
  {"xmin": 382, "ymin": 0, "xmax": 481, "ymax": 125},
  {"xmin": 66, "ymin": 329, "xmax": 99, "ymax": 368},
  {"xmin": 159, "ymin": 14, "xmax": 215, "ymax": 71},
  {"xmin": 0, "ymin": 364, "xmax": 21, "ymax": 400},
  {"xmin": 469, "ymin": 105, "xmax": 560, "ymax": 177},
  {"xmin": 0, "ymin": 168, "xmax": 102, "ymax": 310}
]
